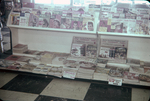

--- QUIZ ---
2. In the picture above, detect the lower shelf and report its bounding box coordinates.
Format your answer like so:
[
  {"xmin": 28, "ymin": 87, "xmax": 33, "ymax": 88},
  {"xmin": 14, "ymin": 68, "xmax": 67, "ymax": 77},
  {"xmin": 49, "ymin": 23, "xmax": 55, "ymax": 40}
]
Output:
[{"xmin": 0, "ymin": 68, "xmax": 150, "ymax": 87}]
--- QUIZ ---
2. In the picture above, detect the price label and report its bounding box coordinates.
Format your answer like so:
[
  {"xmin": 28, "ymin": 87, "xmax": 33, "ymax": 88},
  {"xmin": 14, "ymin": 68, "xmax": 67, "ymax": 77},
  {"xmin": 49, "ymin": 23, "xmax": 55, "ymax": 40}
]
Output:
[
  {"xmin": 108, "ymin": 78, "xmax": 122, "ymax": 86},
  {"xmin": 63, "ymin": 71, "xmax": 76, "ymax": 79}
]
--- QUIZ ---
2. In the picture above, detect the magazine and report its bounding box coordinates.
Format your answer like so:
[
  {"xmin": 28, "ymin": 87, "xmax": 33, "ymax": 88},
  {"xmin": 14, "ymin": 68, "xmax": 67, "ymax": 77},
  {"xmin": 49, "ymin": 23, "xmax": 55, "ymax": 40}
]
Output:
[
  {"xmin": 71, "ymin": 36, "xmax": 97, "ymax": 57},
  {"xmin": 34, "ymin": 4, "xmax": 44, "ymax": 9},
  {"xmin": 71, "ymin": 44, "xmax": 85, "ymax": 56},
  {"xmin": 49, "ymin": 11, "xmax": 62, "ymax": 28},
  {"xmin": 123, "ymin": 71, "xmax": 139, "ymax": 82},
  {"xmin": 127, "ymin": 19, "xmax": 136, "ymax": 34},
  {"xmin": 82, "ymin": 17, "xmax": 95, "ymax": 31},
  {"xmin": 139, "ymin": 74, "xmax": 150, "ymax": 82},
  {"xmin": 10, "ymin": 12, "xmax": 20, "ymax": 25},
  {"xmin": 19, "ymin": 13, "xmax": 30, "ymax": 26},
  {"xmin": 144, "ymin": 67, "xmax": 150, "ymax": 75},
  {"xmin": 60, "ymin": 11, "xmax": 72, "ymax": 29},
  {"xmin": 13, "ymin": 2, "xmax": 21, "ymax": 12},
  {"xmin": 71, "ymin": 17, "xmax": 83, "ymax": 30},
  {"xmin": 5, "ymin": 55, "xmax": 22, "ymax": 61},
  {"xmin": 28, "ymin": 13, "xmax": 39, "ymax": 27},
  {"xmin": 99, "ymin": 39, "xmax": 128, "ymax": 63}
]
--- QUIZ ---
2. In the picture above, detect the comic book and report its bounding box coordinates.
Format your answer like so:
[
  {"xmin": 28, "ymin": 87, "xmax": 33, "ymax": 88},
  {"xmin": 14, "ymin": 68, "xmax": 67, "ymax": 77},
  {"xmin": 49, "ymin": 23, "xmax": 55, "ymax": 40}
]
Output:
[
  {"xmin": 71, "ymin": 17, "xmax": 83, "ymax": 30},
  {"xmin": 60, "ymin": 11, "xmax": 72, "ymax": 29},
  {"xmin": 82, "ymin": 17, "xmax": 95, "ymax": 31},
  {"xmin": 10, "ymin": 12, "xmax": 20, "ymax": 25},
  {"xmin": 28, "ymin": 13, "xmax": 39, "ymax": 27},
  {"xmin": 38, "ymin": 11, "xmax": 51, "ymax": 28},
  {"xmin": 49, "ymin": 11, "xmax": 62, "ymax": 28}
]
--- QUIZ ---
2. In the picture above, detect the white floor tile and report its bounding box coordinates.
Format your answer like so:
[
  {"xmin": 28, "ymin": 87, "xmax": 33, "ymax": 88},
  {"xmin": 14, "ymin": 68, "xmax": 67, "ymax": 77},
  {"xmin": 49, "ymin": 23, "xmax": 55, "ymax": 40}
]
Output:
[
  {"xmin": 40, "ymin": 78, "xmax": 91, "ymax": 100},
  {"xmin": 0, "ymin": 72, "xmax": 18, "ymax": 88},
  {"xmin": 132, "ymin": 88, "xmax": 150, "ymax": 101},
  {"xmin": 0, "ymin": 89, "xmax": 38, "ymax": 101}
]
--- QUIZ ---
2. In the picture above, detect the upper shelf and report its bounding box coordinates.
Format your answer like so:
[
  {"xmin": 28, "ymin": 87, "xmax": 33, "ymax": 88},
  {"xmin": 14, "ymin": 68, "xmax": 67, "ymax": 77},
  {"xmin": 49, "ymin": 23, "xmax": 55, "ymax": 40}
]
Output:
[
  {"xmin": 98, "ymin": 31, "xmax": 150, "ymax": 38},
  {"xmin": 7, "ymin": 25, "xmax": 97, "ymax": 34}
]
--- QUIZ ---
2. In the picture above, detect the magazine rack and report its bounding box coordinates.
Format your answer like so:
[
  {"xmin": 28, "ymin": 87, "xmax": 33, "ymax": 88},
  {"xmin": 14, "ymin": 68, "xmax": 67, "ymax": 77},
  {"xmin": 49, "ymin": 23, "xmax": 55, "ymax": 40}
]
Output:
[{"xmin": 5, "ymin": 6, "xmax": 150, "ymax": 87}]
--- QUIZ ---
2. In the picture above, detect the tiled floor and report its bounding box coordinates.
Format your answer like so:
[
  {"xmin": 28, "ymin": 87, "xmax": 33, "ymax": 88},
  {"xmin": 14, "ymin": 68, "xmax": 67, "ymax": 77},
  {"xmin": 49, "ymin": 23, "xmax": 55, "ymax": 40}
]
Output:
[{"xmin": 0, "ymin": 71, "xmax": 149, "ymax": 101}]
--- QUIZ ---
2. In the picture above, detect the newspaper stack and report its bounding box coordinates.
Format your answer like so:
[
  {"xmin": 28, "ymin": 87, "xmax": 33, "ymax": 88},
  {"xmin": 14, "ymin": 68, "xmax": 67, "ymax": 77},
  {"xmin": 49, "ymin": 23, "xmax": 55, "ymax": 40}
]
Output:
[{"xmin": 13, "ymin": 44, "xmax": 28, "ymax": 53}]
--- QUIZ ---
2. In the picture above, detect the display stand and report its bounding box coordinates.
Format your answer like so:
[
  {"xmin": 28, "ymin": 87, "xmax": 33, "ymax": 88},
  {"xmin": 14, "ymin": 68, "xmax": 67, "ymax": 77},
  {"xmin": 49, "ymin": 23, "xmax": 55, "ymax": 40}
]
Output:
[{"xmin": 3, "ymin": 4, "xmax": 150, "ymax": 87}]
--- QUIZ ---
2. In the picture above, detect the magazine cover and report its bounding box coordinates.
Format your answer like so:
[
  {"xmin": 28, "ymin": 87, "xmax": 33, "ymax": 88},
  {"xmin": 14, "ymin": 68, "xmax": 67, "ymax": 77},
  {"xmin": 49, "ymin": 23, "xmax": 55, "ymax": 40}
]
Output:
[
  {"xmin": 28, "ymin": 13, "xmax": 39, "ymax": 27},
  {"xmin": 108, "ymin": 68, "xmax": 124, "ymax": 77},
  {"xmin": 71, "ymin": 44, "xmax": 85, "ymax": 56},
  {"xmin": 123, "ymin": 71, "xmax": 139, "ymax": 82},
  {"xmin": 13, "ymin": 2, "xmax": 22, "ymax": 12},
  {"xmin": 22, "ymin": 3, "xmax": 34, "ymax": 8},
  {"xmin": 10, "ymin": 12, "xmax": 20, "ymax": 25},
  {"xmin": 99, "ymin": 47, "xmax": 110, "ymax": 58},
  {"xmin": 49, "ymin": 11, "xmax": 62, "ymax": 28},
  {"xmin": 38, "ymin": 14, "xmax": 50, "ymax": 28},
  {"xmin": 71, "ymin": 36, "xmax": 97, "ymax": 57},
  {"xmin": 99, "ymin": 18, "xmax": 108, "ymax": 32},
  {"xmin": 71, "ymin": 17, "xmax": 83, "ymax": 30},
  {"xmin": 127, "ymin": 19, "xmax": 136, "ymax": 34},
  {"xmin": 82, "ymin": 17, "xmax": 94, "ymax": 31},
  {"xmin": 108, "ymin": 19, "xmax": 124, "ymax": 33},
  {"xmin": 19, "ymin": 13, "xmax": 30, "ymax": 26},
  {"xmin": 136, "ymin": 20, "xmax": 149, "ymax": 35},
  {"xmin": 129, "ymin": 66, "xmax": 144, "ymax": 74},
  {"xmin": 99, "ymin": 39, "xmax": 128, "ymax": 63},
  {"xmin": 144, "ymin": 67, "xmax": 150, "ymax": 75},
  {"xmin": 86, "ymin": 44, "xmax": 97, "ymax": 57},
  {"xmin": 60, "ymin": 11, "xmax": 72, "ymax": 29},
  {"xmin": 139, "ymin": 74, "xmax": 150, "ymax": 82}
]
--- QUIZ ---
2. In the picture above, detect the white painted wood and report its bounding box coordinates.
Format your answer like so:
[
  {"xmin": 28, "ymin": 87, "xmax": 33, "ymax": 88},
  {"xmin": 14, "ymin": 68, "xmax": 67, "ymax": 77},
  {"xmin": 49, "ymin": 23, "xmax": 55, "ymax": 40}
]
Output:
[
  {"xmin": 15, "ymin": 28, "xmax": 97, "ymax": 53},
  {"xmin": 100, "ymin": 35, "xmax": 150, "ymax": 61}
]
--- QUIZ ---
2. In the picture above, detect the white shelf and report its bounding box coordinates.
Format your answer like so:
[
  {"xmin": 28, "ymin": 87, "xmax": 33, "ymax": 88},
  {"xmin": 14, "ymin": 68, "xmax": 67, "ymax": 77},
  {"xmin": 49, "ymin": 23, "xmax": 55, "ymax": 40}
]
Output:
[
  {"xmin": 98, "ymin": 32, "xmax": 150, "ymax": 38},
  {"xmin": 7, "ymin": 25, "xmax": 97, "ymax": 34}
]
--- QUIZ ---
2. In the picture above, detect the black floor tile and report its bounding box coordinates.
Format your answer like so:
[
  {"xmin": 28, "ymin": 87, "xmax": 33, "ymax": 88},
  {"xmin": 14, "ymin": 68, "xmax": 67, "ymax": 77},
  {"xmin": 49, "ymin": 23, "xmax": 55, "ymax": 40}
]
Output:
[
  {"xmin": 35, "ymin": 95, "xmax": 82, "ymax": 101},
  {"xmin": 84, "ymin": 83, "xmax": 131, "ymax": 101},
  {"xmin": 1, "ymin": 74, "xmax": 53, "ymax": 94}
]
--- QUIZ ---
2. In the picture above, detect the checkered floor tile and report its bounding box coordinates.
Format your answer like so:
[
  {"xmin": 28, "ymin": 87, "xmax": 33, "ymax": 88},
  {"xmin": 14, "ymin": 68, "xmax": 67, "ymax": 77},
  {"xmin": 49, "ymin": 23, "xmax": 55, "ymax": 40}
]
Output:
[{"xmin": 0, "ymin": 71, "xmax": 149, "ymax": 101}]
